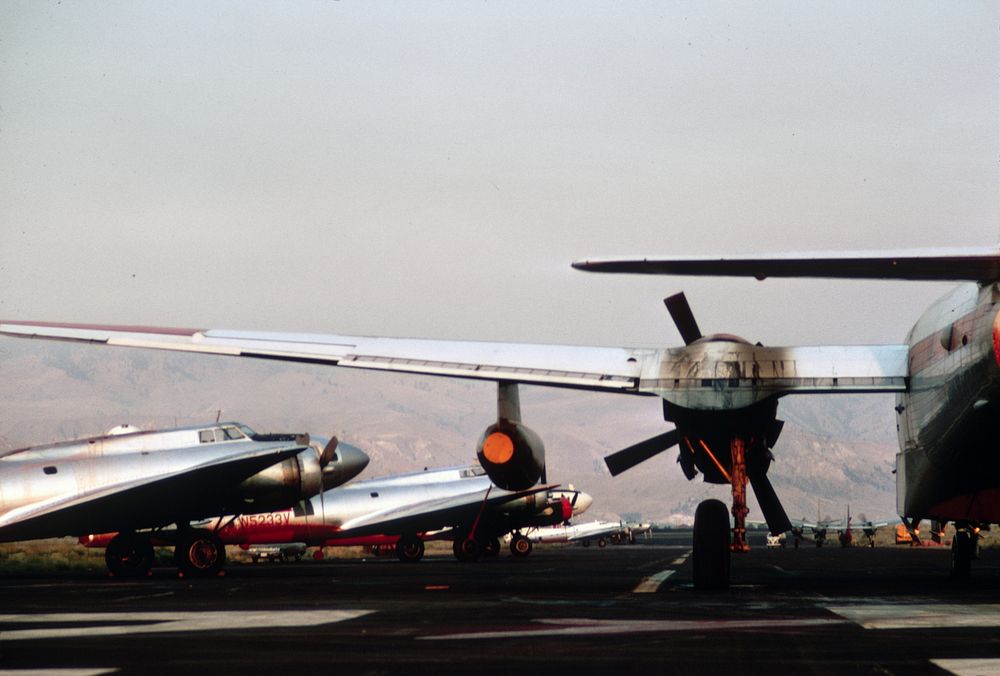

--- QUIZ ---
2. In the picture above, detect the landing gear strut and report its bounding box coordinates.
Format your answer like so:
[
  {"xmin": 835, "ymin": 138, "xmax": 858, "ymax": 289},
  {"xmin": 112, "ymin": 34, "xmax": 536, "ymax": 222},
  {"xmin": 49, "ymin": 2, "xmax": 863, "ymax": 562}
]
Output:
[{"xmin": 729, "ymin": 437, "xmax": 750, "ymax": 552}]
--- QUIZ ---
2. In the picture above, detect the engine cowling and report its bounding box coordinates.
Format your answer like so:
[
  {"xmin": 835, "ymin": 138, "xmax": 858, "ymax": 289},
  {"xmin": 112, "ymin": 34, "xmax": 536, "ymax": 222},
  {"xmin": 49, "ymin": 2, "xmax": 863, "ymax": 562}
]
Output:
[
  {"xmin": 476, "ymin": 420, "xmax": 545, "ymax": 491},
  {"xmin": 229, "ymin": 447, "xmax": 324, "ymax": 513}
]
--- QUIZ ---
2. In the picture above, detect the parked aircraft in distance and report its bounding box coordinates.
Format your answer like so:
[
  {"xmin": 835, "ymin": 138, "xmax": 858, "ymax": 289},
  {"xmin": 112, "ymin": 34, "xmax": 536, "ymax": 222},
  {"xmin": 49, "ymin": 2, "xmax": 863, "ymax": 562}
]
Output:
[
  {"xmin": 82, "ymin": 463, "xmax": 590, "ymax": 562},
  {"xmin": 515, "ymin": 519, "xmax": 635, "ymax": 548},
  {"xmin": 7, "ymin": 247, "xmax": 1000, "ymax": 585},
  {"xmin": 0, "ymin": 422, "xmax": 368, "ymax": 577}
]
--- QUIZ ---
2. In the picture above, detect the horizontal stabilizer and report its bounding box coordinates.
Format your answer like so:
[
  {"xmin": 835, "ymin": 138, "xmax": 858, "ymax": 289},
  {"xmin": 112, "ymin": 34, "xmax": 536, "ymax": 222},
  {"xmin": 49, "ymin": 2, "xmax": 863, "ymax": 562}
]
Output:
[{"xmin": 573, "ymin": 248, "xmax": 1000, "ymax": 282}]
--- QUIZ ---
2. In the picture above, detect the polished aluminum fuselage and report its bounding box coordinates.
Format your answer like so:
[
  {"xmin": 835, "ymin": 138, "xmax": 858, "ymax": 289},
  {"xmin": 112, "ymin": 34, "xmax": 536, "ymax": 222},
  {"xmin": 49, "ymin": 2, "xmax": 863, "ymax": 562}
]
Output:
[{"xmin": 896, "ymin": 283, "xmax": 1000, "ymax": 521}]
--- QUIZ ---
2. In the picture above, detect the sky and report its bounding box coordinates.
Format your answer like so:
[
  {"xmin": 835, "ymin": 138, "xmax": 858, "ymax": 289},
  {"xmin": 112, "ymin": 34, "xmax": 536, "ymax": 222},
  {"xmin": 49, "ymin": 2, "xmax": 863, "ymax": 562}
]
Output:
[{"xmin": 1, "ymin": 2, "xmax": 998, "ymax": 350}]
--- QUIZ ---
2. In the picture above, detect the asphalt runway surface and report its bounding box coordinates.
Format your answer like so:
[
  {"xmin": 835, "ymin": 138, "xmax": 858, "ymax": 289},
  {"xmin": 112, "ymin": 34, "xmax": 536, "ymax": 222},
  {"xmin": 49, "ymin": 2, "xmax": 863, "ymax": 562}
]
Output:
[{"xmin": 3, "ymin": 533, "xmax": 1000, "ymax": 675}]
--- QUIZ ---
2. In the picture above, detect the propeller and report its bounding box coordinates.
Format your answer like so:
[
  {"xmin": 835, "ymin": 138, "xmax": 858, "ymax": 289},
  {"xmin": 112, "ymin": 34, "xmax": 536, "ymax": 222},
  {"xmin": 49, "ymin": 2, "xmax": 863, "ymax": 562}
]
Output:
[
  {"xmin": 319, "ymin": 436, "xmax": 339, "ymax": 467},
  {"xmin": 747, "ymin": 468, "xmax": 792, "ymax": 535},
  {"xmin": 664, "ymin": 292, "xmax": 702, "ymax": 345},
  {"xmin": 604, "ymin": 429, "xmax": 679, "ymax": 476}
]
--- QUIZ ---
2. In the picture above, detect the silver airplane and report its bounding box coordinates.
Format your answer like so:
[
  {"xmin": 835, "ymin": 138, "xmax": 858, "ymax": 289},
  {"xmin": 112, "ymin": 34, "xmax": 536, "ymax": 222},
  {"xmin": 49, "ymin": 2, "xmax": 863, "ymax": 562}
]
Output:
[
  {"xmin": 4, "ymin": 247, "xmax": 1000, "ymax": 586},
  {"xmin": 84, "ymin": 464, "xmax": 591, "ymax": 563},
  {"xmin": 0, "ymin": 421, "xmax": 369, "ymax": 576}
]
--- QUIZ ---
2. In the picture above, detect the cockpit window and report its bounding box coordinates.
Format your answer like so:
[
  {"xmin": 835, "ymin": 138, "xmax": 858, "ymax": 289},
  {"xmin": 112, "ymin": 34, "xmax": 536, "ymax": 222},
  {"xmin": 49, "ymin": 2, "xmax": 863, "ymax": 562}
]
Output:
[
  {"xmin": 199, "ymin": 430, "xmax": 216, "ymax": 444},
  {"xmin": 460, "ymin": 466, "xmax": 488, "ymax": 478},
  {"xmin": 239, "ymin": 425, "xmax": 256, "ymax": 438},
  {"xmin": 222, "ymin": 426, "xmax": 244, "ymax": 440}
]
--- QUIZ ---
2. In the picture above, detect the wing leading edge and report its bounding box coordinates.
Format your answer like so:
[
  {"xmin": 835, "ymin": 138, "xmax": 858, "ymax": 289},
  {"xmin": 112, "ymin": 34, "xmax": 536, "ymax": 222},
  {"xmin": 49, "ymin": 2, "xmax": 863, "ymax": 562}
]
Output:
[{"xmin": 0, "ymin": 321, "xmax": 908, "ymax": 404}]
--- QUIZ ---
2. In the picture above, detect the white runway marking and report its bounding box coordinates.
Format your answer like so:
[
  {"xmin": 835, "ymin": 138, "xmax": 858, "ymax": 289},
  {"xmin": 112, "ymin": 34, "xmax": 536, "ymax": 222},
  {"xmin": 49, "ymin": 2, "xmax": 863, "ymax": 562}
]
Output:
[
  {"xmin": 0, "ymin": 671, "xmax": 116, "ymax": 675},
  {"xmin": 828, "ymin": 604, "xmax": 1000, "ymax": 630},
  {"xmin": 421, "ymin": 617, "xmax": 846, "ymax": 640},
  {"xmin": 632, "ymin": 569, "xmax": 675, "ymax": 593},
  {"xmin": 0, "ymin": 610, "xmax": 373, "ymax": 641},
  {"xmin": 932, "ymin": 658, "xmax": 1000, "ymax": 676}
]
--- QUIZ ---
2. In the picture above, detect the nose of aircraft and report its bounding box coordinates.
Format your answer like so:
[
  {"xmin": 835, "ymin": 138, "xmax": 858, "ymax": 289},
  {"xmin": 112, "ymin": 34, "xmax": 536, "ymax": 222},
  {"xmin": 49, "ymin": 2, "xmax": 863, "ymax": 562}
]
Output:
[
  {"xmin": 321, "ymin": 441, "xmax": 370, "ymax": 489},
  {"xmin": 572, "ymin": 491, "xmax": 594, "ymax": 516}
]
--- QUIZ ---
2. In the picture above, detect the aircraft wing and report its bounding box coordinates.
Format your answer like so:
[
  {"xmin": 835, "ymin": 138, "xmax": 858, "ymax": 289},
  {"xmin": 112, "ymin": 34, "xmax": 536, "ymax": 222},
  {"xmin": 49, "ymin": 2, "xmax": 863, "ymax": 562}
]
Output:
[
  {"xmin": 0, "ymin": 445, "xmax": 306, "ymax": 541},
  {"xmin": 333, "ymin": 484, "xmax": 556, "ymax": 538},
  {"xmin": 0, "ymin": 321, "xmax": 909, "ymax": 403},
  {"xmin": 571, "ymin": 247, "xmax": 1000, "ymax": 282}
]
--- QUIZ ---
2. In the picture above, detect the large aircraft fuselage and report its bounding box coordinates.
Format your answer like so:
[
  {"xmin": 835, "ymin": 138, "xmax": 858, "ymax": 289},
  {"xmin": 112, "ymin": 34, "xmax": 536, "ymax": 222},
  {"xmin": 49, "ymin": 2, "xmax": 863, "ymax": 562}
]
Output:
[{"xmin": 896, "ymin": 282, "xmax": 1000, "ymax": 522}]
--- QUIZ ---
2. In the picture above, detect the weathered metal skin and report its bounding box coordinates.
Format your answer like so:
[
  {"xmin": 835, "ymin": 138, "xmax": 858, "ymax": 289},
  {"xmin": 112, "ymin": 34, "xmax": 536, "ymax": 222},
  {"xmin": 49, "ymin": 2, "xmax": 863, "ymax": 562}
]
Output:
[
  {"xmin": 0, "ymin": 423, "xmax": 368, "ymax": 542},
  {"xmin": 896, "ymin": 283, "xmax": 1000, "ymax": 522}
]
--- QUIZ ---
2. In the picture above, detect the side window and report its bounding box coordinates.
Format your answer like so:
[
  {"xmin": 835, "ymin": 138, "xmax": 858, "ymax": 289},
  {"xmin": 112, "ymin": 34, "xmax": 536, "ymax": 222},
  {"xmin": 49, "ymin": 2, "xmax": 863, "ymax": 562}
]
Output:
[
  {"xmin": 199, "ymin": 430, "xmax": 214, "ymax": 444},
  {"xmin": 223, "ymin": 427, "xmax": 243, "ymax": 440}
]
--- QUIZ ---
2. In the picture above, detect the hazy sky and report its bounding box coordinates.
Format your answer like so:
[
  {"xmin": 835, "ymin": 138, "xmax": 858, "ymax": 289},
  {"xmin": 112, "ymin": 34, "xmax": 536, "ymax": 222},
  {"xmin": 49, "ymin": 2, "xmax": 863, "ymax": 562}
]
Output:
[{"xmin": 2, "ymin": 2, "xmax": 998, "ymax": 350}]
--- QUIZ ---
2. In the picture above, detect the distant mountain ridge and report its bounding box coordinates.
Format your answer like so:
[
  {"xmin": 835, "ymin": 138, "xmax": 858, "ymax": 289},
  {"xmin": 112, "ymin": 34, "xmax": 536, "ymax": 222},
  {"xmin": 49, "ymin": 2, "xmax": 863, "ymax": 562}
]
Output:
[{"xmin": 0, "ymin": 339, "xmax": 899, "ymax": 524}]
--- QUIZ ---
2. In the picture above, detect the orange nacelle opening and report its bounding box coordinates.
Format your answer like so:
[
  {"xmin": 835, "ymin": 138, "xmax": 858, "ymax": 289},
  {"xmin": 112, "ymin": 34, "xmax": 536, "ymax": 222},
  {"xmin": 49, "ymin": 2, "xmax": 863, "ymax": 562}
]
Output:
[{"xmin": 482, "ymin": 432, "xmax": 515, "ymax": 464}]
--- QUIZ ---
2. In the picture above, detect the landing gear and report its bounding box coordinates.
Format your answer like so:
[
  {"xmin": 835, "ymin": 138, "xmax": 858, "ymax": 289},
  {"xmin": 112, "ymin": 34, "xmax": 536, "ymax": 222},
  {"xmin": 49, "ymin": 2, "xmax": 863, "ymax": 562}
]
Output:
[
  {"xmin": 396, "ymin": 535, "xmax": 425, "ymax": 563},
  {"xmin": 729, "ymin": 438, "xmax": 750, "ymax": 552},
  {"xmin": 483, "ymin": 537, "xmax": 501, "ymax": 558},
  {"xmin": 105, "ymin": 532, "xmax": 154, "ymax": 577},
  {"xmin": 693, "ymin": 499, "xmax": 730, "ymax": 591},
  {"xmin": 175, "ymin": 529, "xmax": 226, "ymax": 577},
  {"xmin": 453, "ymin": 537, "xmax": 483, "ymax": 562},
  {"xmin": 951, "ymin": 523, "xmax": 978, "ymax": 579},
  {"xmin": 509, "ymin": 534, "xmax": 532, "ymax": 557}
]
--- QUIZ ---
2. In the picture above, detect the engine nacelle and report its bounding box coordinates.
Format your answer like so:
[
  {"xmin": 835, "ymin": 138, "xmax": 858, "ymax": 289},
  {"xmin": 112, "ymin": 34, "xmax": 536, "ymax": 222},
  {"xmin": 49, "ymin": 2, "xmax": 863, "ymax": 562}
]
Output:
[
  {"xmin": 229, "ymin": 448, "xmax": 324, "ymax": 513},
  {"xmin": 476, "ymin": 420, "xmax": 545, "ymax": 491}
]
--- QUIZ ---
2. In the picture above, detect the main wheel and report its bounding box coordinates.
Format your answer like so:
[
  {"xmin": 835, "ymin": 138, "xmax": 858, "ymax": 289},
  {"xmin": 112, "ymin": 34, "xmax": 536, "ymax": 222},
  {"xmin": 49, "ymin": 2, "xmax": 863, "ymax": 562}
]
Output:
[
  {"xmin": 105, "ymin": 532, "xmax": 154, "ymax": 578},
  {"xmin": 951, "ymin": 527, "xmax": 976, "ymax": 579},
  {"xmin": 453, "ymin": 537, "xmax": 482, "ymax": 562},
  {"xmin": 509, "ymin": 534, "xmax": 533, "ymax": 557},
  {"xmin": 176, "ymin": 529, "xmax": 226, "ymax": 577},
  {"xmin": 482, "ymin": 537, "xmax": 501, "ymax": 557},
  {"xmin": 396, "ymin": 535, "xmax": 425, "ymax": 563},
  {"xmin": 692, "ymin": 499, "xmax": 730, "ymax": 591}
]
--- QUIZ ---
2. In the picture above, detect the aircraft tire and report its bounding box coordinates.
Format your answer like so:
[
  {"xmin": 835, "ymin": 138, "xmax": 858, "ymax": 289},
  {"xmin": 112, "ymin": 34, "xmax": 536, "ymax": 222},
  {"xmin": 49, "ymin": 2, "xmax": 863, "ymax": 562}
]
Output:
[
  {"xmin": 105, "ymin": 532, "xmax": 154, "ymax": 578},
  {"xmin": 453, "ymin": 537, "xmax": 482, "ymax": 562},
  {"xmin": 692, "ymin": 499, "xmax": 730, "ymax": 591},
  {"xmin": 951, "ymin": 527, "xmax": 976, "ymax": 579},
  {"xmin": 483, "ymin": 537, "xmax": 501, "ymax": 557},
  {"xmin": 396, "ymin": 536, "xmax": 425, "ymax": 563},
  {"xmin": 509, "ymin": 534, "xmax": 532, "ymax": 557},
  {"xmin": 597, "ymin": 537, "xmax": 607, "ymax": 548},
  {"xmin": 176, "ymin": 529, "xmax": 226, "ymax": 577}
]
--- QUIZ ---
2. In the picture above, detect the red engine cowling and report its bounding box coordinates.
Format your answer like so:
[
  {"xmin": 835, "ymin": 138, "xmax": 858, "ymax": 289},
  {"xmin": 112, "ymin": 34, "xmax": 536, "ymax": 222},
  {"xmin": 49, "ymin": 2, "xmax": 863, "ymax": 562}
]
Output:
[{"xmin": 476, "ymin": 420, "xmax": 545, "ymax": 491}]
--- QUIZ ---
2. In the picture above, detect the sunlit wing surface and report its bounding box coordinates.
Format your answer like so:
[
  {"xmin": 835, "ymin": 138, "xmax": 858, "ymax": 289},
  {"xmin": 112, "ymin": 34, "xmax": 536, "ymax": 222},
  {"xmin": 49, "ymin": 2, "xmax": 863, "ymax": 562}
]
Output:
[
  {"xmin": 0, "ymin": 322, "xmax": 908, "ymax": 405},
  {"xmin": 0, "ymin": 446, "xmax": 305, "ymax": 541},
  {"xmin": 334, "ymin": 484, "xmax": 555, "ymax": 537},
  {"xmin": 572, "ymin": 247, "xmax": 1000, "ymax": 282}
]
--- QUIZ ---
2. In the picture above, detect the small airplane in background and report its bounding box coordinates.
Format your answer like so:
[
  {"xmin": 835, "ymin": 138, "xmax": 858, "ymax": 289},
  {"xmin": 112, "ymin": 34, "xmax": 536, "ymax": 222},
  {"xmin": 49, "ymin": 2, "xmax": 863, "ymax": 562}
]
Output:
[
  {"xmin": 1, "ymin": 422, "xmax": 368, "ymax": 577},
  {"xmin": 515, "ymin": 519, "xmax": 637, "ymax": 549},
  {"xmin": 82, "ymin": 463, "xmax": 592, "ymax": 563}
]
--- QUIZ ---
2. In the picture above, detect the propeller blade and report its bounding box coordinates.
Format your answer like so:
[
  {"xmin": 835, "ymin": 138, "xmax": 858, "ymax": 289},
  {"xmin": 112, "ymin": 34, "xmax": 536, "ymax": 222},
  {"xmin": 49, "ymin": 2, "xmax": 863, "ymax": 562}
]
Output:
[
  {"xmin": 747, "ymin": 469, "xmax": 792, "ymax": 535},
  {"xmin": 319, "ymin": 436, "xmax": 339, "ymax": 467},
  {"xmin": 604, "ymin": 430, "xmax": 679, "ymax": 476},
  {"xmin": 767, "ymin": 419, "xmax": 785, "ymax": 448},
  {"xmin": 664, "ymin": 293, "xmax": 702, "ymax": 345}
]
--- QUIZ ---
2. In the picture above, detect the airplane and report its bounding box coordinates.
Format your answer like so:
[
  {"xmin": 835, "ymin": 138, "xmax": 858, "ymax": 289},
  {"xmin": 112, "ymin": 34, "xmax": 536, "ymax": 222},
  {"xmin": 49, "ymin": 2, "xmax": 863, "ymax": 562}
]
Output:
[
  {"xmin": 515, "ymin": 519, "xmax": 631, "ymax": 548},
  {"xmin": 80, "ymin": 464, "xmax": 592, "ymax": 563},
  {"xmin": 0, "ymin": 421, "xmax": 369, "ymax": 577},
  {"xmin": 5, "ymin": 247, "xmax": 1000, "ymax": 586}
]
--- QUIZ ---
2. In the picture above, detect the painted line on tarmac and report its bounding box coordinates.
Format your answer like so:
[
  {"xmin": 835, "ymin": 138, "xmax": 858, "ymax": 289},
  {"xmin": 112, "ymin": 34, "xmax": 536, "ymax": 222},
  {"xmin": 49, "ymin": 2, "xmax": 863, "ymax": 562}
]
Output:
[
  {"xmin": 828, "ymin": 604, "xmax": 1000, "ymax": 630},
  {"xmin": 420, "ymin": 617, "xmax": 847, "ymax": 640},
  {"xmin": 632, "ymin": 569, "xmax": 676, "ymax": 593},
  {"xmin": 0, "ymin": 670, "xmax": 117, "ymax": 675},
  {"xmin": 0, "ymin": 610, "xmax": 373, "ymax": 641},
  {"xmin": 932, "ymin": 658, "xmax": 1000, "ymax": 676}
]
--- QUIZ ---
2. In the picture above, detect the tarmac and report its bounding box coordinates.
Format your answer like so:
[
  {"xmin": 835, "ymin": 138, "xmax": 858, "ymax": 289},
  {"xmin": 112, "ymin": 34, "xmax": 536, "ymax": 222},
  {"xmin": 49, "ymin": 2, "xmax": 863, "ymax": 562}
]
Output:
[{"xmin": 2, "ymin": 531, "xmax": 1000, "ymax": 674}]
